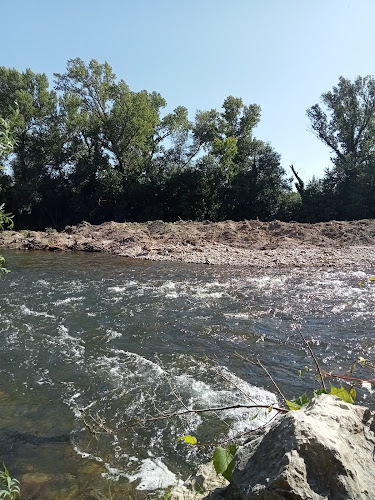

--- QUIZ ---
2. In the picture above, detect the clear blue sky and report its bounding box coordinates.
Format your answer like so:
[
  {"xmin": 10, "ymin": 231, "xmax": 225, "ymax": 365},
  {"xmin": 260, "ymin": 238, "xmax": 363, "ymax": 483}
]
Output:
[{"xmin": 1, "ymin": 0, "xmax": 374, "ymax": 181}]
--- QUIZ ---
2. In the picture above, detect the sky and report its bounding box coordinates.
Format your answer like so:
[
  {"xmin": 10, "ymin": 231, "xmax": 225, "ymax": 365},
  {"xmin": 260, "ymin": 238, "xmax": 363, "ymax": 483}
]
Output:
[{"xmin": 1, "ymin": 0, "xmax": 375, "ymax": 182}]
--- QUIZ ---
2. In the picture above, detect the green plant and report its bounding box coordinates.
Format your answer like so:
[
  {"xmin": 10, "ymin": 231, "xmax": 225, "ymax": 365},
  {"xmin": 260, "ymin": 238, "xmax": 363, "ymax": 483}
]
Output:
[
  {"xmin": 0, "ymin": 117, "xmax": 15, "ymax": 161},
  {"xmin": 0, "ymin": 464, "xmax": 20, "ymax": 500},
  {"xmin": 0, "ymin": 255, "xmax": 10, "ymax": 276},
  {"xmin": 286, "ymin": 385, "xmax": 356, "ymax": 411},
  {"xmin": 0, "ymin": 204, "xmax": 13, "ymax": 232},
  {"xmin": 0, "ymin": 203, "xmax": 13, "ymax": 275},
  {"xmin": 212, "ymin": 444, "xmax": 237, "ymax": 482}
]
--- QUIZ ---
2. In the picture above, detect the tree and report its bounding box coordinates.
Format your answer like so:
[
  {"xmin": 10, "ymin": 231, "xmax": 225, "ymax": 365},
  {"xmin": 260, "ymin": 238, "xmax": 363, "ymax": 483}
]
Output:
[
  {"xmin": 228, "ymin": 140, "xmax": 290, "ymax": 221},
  {"xmin": 54, "ymin": 58, "xmax": 166, "ymax": 177},
  {"xmin": 0, "ymin": 66, "xmax": 62, "ymax": 227},
  {"xmin": 191, "ymin": 97, "xmax": 289, "ymax": 220},
  {"xmin": 0, "ymin": 60, "xmax": 291, "ymax": 226},
  {"xmin": 307, "ymin": 76, "xmax": 375, "ymax": 219},
  {"xmin": 53, "ymin": 58, "xmax": 197, "ymax": 224},
  {"xmin": 307, "ymin": 76, "xmax": 375, "ymax": 170},
  {"xmin": 194, "ymin": 96, "xmax": 262, "ymax": 177}
]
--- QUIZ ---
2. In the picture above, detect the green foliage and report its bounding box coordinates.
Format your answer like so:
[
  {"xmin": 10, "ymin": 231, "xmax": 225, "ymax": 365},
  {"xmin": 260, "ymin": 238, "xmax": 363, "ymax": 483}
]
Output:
[
  {"xmin": 0, "ymin": 255, "xmax": 10, "ymax": 276},
  {"xmin": 286, "ymin": 393, "xmax": 310, "ymax": 411},
  {"xmin": 0, "ymin": 464, "xmax": 20, "ymax": 500},
  {"xmin": 298, "ymin": 75, "xmax": 375, "ymax": 221},
  {"xmin": 3, "ymin": 61, "xmax": 375, "ymax": 225},
  {"xmin": 177, "ymin": 436, "xmax": 237, "ymax": 482},
  {"xmin": 289, "ymin": 385, "xmax": 356, "ymax": 412},
  {"xmin": 313, "ymin": 388, "xmax": 327, "ymax": 397},
  {"xmin": 0, "ymin": 204, "xmax": 13, "ymax": 231},
  {"xmin": 0, "ymin": 116, "xmax": 15, "ymax": 275},
  {"xmin": 0, "ymin": 117, "xmax": 14, "ymax": 161},
  {"xmin": 0, "ymin": 59, "xmax": 291, "ymax": 228},
  {"xmin": 307, "ymin": 76, "xmax": 375, "ymax": 169},
  {"xmin": 212, "ymin": 444, "xmax": 237, "ymax": 482},
  {"xmin": 0, "ymin": 203, "xmax": 14, "ymax": 275},
  {"xmin": 55, "ymin": 58, "xmax": 165, "ymax": 176},
  {"xmin": 330, "ymin": 385, "xmax": 356, "ymax": 404}
]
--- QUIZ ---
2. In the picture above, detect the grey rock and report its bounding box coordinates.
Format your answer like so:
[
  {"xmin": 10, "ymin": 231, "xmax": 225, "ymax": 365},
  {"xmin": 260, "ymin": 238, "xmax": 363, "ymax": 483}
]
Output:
[
  {"xmin": 228, "ymin": 394, "xmax": 375, "ymax": 500},
  {"xmin": 171, "ymin": 462, "xmax": 229, "ymax": 500}
]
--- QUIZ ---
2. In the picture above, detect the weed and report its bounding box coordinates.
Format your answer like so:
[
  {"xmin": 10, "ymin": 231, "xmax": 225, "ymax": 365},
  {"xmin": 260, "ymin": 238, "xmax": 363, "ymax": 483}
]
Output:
[{"xmin": 0, "ymin": 464, "xmax": 20, "ymax": 500}]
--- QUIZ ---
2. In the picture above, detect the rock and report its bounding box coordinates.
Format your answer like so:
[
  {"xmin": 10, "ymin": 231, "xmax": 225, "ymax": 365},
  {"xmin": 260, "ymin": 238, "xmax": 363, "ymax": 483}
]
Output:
[
  {"xmin": 171, "ymin": 462, "xmax": 229, "ymax": 500},
  {"xmin": 227, "ymin": 394, "xmax": 375, "ymax": 499}
]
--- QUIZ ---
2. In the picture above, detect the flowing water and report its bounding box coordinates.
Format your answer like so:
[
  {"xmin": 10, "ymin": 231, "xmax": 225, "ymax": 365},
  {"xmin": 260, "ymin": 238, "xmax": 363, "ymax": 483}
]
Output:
[{"xmin": 1, "ymin": 250, "xmax": 375, "ymax": 498}]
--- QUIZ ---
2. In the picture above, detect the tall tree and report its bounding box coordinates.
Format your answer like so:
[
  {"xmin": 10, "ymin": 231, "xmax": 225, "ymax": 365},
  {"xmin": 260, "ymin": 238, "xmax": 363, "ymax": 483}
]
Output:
[
  {"xmin": 228, "ymin": 140, "xmax": 290, "ymax": 221},
  {"xmin": 191, "ymin": 96, "xmax": 289, "ymax": 220},
  {"xmin": 54, "ymin": 58, "xmax": 165, "ymax": 177},
  {"xmin": 0, "ymin": 67, "xmax": 61, "ymax": 225},
  {"xmin": 307, "ymin": 76, "xmax": 375, "ymax": 219},
  {"xmin": 194, "ymin": 95, "xmax": 262, "ymax": 178},
  {"xmin": 307, "ymin": 76, "xmax": 375, "ymax": 170}
]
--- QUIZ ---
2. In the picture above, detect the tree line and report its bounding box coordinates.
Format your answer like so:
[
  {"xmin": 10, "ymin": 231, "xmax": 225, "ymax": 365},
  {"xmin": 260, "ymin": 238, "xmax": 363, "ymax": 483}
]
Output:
[{"xmin": 0, "ymin": 59, "xmax": 375, "ymax": 230}]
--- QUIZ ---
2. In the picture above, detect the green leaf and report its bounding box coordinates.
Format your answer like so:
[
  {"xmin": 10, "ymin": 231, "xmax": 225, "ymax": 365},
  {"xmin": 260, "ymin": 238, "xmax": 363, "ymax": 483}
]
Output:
[
  {"xmin": 177, "ymin": 435, "xmax": 197, "ymax": 445},
  {"xmin": 286, "ymin": 393, "xmax": 310, "ymax": 411},
  {"xmin": 286, "ymin": 400, "xmax": 301, "ymax": 411},
  {"xmin": 330, "ymin": 385, "xmax": 355, "ymax": 404},
  {"xmin": 313, "ymin": 388, "xmax": 328, "ymax": 397},
  {"xmin": 212, "ymin": 444, "xmax": 236, "ymax": 482},
  {"xmin": 358, "ymin": 356, "xmax": 369, "ymax": 366}
]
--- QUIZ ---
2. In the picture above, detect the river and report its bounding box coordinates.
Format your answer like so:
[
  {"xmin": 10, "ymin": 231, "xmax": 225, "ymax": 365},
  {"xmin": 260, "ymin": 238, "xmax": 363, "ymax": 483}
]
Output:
[{"xmin": 0, "ymin": 250, "xmax": 374, "ymax": 498}]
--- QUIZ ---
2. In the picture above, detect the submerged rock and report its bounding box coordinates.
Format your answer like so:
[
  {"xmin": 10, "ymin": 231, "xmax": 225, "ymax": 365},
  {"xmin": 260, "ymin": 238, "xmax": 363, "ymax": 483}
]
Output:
[{"xmin": 227, "ymin": 394, "xmax": 375, "ymax": 499}]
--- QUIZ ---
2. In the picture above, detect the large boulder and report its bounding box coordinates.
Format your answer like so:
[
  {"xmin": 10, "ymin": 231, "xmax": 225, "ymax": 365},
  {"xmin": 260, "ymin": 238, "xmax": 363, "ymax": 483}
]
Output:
[{"xmin": 227, "ymin": 394, "xmax": 375, "ymax": 499}]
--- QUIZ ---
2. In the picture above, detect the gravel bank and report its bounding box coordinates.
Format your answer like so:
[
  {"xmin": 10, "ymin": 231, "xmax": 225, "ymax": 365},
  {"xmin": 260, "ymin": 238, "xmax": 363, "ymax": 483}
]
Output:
[{"xmin": 1, "ymin": 219, "xmax": 375, "ymax": 269}]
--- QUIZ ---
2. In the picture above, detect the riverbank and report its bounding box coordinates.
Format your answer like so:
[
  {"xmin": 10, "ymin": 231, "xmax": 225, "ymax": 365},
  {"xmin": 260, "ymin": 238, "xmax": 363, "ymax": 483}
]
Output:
[{"xmin": 1, "ymin": 219, "xmax": 375, "ymax": 268}]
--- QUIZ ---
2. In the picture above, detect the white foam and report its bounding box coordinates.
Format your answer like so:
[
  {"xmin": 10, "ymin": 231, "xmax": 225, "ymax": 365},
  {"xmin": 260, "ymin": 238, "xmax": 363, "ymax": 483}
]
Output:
[
  {"xmin": 106, "ymin": 329, "xmax": 122, "ymax": 342},
  {"xmin": 37, "ymin": 279, "xmax": 50, "ymax": 286},
  {"xmin": 73, "ymin": 445, "xmax": 103, "ymax": 463},
  {"xmin": 108, "ymin": 286, "xmax": 127, "ymax": 293},
  {"xmin": 108, "ymin": 281, "xmax": 138, "ymax": 294},
  {"xmin": 49, "ymin": 325, "xmax": 86, "ymax": 362},
  {"xmin": 128, "ymin": 458, "xmax": 182, "ymax": 490},
  {"xmin": 223, "ymin": 312, "xmax": 254, "ymax": 320},
  {"xmin": 20, "ymin": 304, "xmax": 55, "ymax": 318},
  {"xmin": 54, "ymin": 296, "xmax": 84, "ymax": 306}
]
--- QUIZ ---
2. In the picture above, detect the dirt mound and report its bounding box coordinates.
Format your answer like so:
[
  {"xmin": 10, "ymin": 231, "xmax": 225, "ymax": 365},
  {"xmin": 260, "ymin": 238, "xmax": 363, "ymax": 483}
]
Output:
[{"xmin": 1, "ymin": 219, "xmax": 375, "ymax": 268}]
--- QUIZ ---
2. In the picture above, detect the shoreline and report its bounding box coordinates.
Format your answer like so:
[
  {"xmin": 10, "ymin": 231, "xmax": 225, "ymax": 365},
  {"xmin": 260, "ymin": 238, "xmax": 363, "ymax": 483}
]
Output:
[{"xmin": 1, "ymin": 219, "xmax": 375, "ymax": 269}]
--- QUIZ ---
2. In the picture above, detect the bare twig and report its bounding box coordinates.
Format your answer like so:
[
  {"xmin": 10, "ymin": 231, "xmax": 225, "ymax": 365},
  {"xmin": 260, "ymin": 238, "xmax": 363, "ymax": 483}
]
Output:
[
  {"xmin": 211, "ymin": 355, "xmax": 260, "ymax": 406},
  {"xmin": 296, "ymin": 326, "xmax": 327, "ymax": 392},
  {"xmin": 121, "ymin": 403, "xmax": 288, "ymax": 428},
  {"xmin": 79, "ymin": 408, "xmax": 113, "ymax": 437},
  {"xmin": 321, "ymin": 370, "xmax": 375, "ymax": 385},
  {"xmin": 154, "ymin": 354, "xmax": 192, "ymax": 413},
  {"xmin": 205, "ymin": 409, "xmax": 282, "ymax": 447},
  {"xmin": 235, "ymin": 352, "xmax": 288, "ymax": 407}
]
